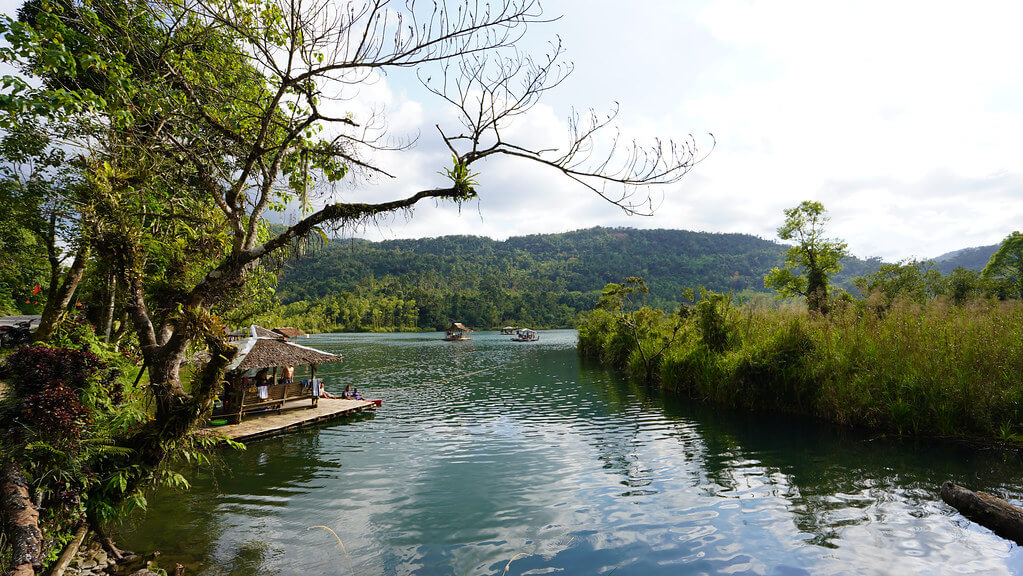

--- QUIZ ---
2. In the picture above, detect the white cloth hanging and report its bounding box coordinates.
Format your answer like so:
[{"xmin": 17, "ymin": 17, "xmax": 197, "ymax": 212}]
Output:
[
  {"xmin": 311, "ymin": 378, "xmax": 321, "ymax": 397},
  {"xmin": 257, "ymin": 385, "xmax": 269, "ymax": 400}
]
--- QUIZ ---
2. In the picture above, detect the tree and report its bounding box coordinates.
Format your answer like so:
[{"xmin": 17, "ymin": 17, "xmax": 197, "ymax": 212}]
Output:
[
  {"xmin": 982, "ymin": 231, "xmax": 1023, "ymax": 299},
  {"xmin": 596, "ymin": 277, "xmax": 688, "ymax": 383},
  {"xmin": 764, "ymin": 201, "xmax": 848, "ymax": 314},
  {"xmin": 946, "ymin": 266, "xmax": 985, "ymax": 305},
  {"xmin": 853, "ymin": 258, "xmax": 944, "ymax": 308},
  {"xmin": 0, "ymin": 0, "xmax": 706, "ymax": 566},
  {"xmin": 0, "ymin": 123, "xmax": 88, "ymax": 328}
]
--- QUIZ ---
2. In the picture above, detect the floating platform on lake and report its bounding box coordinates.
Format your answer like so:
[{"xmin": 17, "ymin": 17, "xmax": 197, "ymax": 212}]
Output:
[{"xmin": 213, "ymin": 398, "xmax": 377, "ymax": 442}]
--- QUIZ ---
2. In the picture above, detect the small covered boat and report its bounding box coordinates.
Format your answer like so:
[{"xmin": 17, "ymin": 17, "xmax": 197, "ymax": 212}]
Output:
[
  {"xmin": 444, "ymin": 322, "xmax": 473, "ymax": 341},
  {"xmin": 500, "ymin": 326, "xmax": 517, "ymax": 335},
  {"xmin": 511, "ymin": 328, "xmax": 539, "ymax": 342}
]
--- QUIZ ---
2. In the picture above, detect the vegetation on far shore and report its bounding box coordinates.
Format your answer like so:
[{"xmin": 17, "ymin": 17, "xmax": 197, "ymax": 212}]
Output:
[
  {"xmin": 579, "ymin": 209, "xmax": 1023, "ymax": 442},
  {"xmin": 254, "ymin": 227, "xmax": 884, "ymax": 332}
]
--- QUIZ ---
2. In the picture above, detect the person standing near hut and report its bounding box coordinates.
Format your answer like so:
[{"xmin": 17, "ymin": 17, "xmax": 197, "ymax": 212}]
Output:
[
  {"xmin": 255, "ymin": 368, "xmax": 270, "ymax": 400},
  {"xmin": 281, "ymin": 365, "xmax": 295, "ymax": 384}
]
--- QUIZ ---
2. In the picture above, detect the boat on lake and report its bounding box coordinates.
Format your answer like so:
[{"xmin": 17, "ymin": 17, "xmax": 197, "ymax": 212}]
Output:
[
  {"xmin": 444, "ymin": 322, "xmax": 472, "ymax": 341},
  {"xmin": 500, "ymin": 326, "xmax": 517, "ymax": 335},
  {"xmin": 511, "ymin": 328, "xmax": 539, "ymax": 342}
]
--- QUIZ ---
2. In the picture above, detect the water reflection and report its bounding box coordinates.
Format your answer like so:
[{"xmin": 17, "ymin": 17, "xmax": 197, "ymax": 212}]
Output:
[{"xmin": 119, "ymin": 331, "xmax": 1023, "ymax": 575}]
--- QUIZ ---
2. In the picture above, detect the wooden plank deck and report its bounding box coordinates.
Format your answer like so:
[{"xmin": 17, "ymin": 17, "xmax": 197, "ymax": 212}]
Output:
[{"xmin": 211, "ymin": 398, "xmax": 377, "ymax": 442}]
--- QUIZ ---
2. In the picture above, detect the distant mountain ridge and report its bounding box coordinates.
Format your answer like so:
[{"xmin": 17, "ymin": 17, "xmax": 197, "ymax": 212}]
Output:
[
  {"xmin": 931, "ymin": 244, "xmax": 998, "ymax": 274},
  {"xmin": 277, "ymin": 226, "xmax": 878, "ymax": 304},
  {"xmin": 270, "ymin": 227, "xmax": 1002, "ymax": 329}
]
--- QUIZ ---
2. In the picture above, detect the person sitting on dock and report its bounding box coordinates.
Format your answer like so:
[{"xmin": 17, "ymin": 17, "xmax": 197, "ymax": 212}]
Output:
[
  {"xmin": 352, "ymin": 388, "xmax": 363, "ymax": 400},
  {"xmin": 340, "ymin": 385, "xmax": 354, "ymax": 399}
]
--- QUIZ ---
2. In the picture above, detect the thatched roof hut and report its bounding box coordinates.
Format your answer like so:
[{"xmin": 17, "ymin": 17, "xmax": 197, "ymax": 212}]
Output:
[
  {"xmin": 226, "ymin": 325, "xmax": 340, "ymax": 373},
  {"xmin": 252, "ymin": 325, "xmax": 284, "ymax": 339},
  {"xmin": 272, "ymin": 326, "xmax": 309, "ymax": 339},
  {"xmin": 444, "ymin": 322, "xmax": 472, "ymax": 341}
]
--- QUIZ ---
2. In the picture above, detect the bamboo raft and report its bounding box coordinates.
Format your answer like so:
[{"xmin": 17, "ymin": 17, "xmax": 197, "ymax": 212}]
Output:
[{"xmin": 211, "ymin": 398, "xmax": 377, "ymax": 442}]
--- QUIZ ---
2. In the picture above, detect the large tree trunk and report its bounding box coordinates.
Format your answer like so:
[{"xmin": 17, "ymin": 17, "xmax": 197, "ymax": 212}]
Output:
[
  {"xmin": 805, "ymin": 267, "xmax": 829, "ymax": 315},
  {"xmin": 940, "ymin": 481, "xmax": 1023, "ymax": 545},
  {"xmin": 2, "ymin": 462, "xmax": 42, "ymax": 576},
  {"xmin": 110, "ymin": 333, "xmax": 237, "ymax": 506},
  {"xmin": 35, "ymin": 242, "xmax": 90, "ymax": 343}
]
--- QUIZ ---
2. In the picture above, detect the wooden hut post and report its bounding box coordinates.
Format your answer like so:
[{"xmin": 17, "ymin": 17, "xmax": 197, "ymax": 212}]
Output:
[
  {"xmin": 271, "ymin": 366, "xmax": 281, "ymax": 412},
  {"xmin": 311, "ymin": 364, "xmax": 318, "ymax": 407},
  {"xmin": 236, "ymin": 382, "xmax": 246, "ymax": 423}
]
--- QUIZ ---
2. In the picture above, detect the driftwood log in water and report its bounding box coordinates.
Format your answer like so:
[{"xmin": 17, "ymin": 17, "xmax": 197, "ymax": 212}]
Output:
[{"xmin": 941, "ymin": 481, "xmax": 1023, "ymax": 545}]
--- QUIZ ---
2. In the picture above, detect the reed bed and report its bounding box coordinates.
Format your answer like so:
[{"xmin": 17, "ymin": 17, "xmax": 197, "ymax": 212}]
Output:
[{"xmin": 580, "ymin": 298, "xmax": 1023, "ymax": 441}]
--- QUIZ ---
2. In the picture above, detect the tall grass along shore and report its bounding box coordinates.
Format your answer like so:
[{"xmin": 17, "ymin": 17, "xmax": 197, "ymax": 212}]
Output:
[{"xmin": 579, "ymin": 297, "xmax": 1023, "ymax": 442}]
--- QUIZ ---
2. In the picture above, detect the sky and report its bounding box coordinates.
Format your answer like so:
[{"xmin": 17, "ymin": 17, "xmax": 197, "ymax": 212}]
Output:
[{"xmin": 3, "ymin": 0, "xmax": 1022, "ymax": 261}]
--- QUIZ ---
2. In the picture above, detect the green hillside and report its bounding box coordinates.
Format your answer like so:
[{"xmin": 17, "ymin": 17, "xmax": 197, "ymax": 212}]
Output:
[
  {"xmin": 270, "ymin": 227, "xmax": 880, "ymax": 331},
  {"xmin": 933, "ymin": 244, "xmax": 999, "ymax": 274}
]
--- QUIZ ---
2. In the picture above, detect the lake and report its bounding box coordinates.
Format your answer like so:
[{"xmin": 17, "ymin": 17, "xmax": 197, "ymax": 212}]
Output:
[{"xmin": 119, "ymin": 330, "xmax": 1023, "ymax": 575}]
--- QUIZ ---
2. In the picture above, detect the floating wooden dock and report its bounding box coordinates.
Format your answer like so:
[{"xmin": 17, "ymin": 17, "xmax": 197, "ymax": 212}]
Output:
[{"xmin": 212, "ymin": 398, "xmax": 377, "ymax": 442}]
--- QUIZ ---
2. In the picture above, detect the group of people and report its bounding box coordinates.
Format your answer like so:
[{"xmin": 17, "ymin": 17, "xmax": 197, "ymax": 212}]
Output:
[
  {"xmin": 239, "ymin": 368, "xmax": 368, "ymax": 403},
  {"xmin": 340, "ymin": 385, "xmax": 363, "ymax": 400},
  {"xmin": 251, "ymin": 366, "xmax": 367, "ymax": 401},
  {"xmin": 253, "ymin": 365, "xmax": 295, "ymax": 386},
  {"xmin": 319, "ymin": 384, "xmax": 363, "ymax": 400}
]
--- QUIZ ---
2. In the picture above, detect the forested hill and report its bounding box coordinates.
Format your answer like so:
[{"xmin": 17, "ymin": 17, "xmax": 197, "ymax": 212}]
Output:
[
  {"xmin": 933, "ymin": 244, "xmax": 999, "ymax": 274},
  {"xmin": 271, "ymin": 227, "xmax": 880, "ymax": 330}
]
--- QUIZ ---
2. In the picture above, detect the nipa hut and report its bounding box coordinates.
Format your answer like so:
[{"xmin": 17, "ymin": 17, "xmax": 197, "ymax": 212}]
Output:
[
  {"xmin": 218, "ymin": 325, "xmax": 342, "ymax": 422},
  {"xmin": 444, "ymin": 322, "xmax": 472, "ymax": 341}
]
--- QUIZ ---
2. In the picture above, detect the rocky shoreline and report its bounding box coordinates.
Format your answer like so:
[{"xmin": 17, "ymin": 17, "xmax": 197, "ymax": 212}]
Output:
[{"xmin": 59, "ymin": 538, "xmax": 178, "ymax": 576}]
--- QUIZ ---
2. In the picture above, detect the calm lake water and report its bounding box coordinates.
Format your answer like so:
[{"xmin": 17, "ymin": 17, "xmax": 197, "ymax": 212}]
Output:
[{"xmin": 120, "ymin": 330, "xmax": 1023, "ymax": 575}]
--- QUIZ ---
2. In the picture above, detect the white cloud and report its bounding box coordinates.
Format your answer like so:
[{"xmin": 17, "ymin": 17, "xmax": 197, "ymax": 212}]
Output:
[{"xmin": 4, "ymin": 0, "xmax": 1021, "ymax": 259}]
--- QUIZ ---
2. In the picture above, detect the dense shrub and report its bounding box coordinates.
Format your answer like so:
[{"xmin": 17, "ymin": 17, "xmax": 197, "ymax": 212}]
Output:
[
  {"xmin": 2, "ymin": 345, "xmax": 106, "ymax": 395},
  {"xmin": 696, "ymin": 291, "xmax": 735, "ymax": 352},
  {"xmin": 580, "ymin": 296, "xmax": 1023, "ymax": 441},
  {"xmin": 19, "ymin": 385, "xmax": 91, "ymax": 440},
  {"xmin": 731, "ymin": 319, "xmax": 817, "ymax": 411}
]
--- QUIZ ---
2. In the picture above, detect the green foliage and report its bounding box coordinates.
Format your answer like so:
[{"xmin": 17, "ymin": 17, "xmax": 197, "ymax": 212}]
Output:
[
  {"xmin": 853, "ymin": 258, "xmax": 945, "ymax": 310},
  {"xmin": 579, "ymin": 292, "xmax": 1023, "ymax": 441},
  {"xmin": 982, "ymin": 231, "xmax": 1023, "ymax": 299},
  {"xmin": 853, "ymin": 259, "xmax": 1008, "ymax": 310},
  {"xmin": 265, "ymin": 227, "xmax": 882, "ymax": 333},
  {"xmin": 946, "ymin": 266, "xmax": 985, "ymax": 304},
  {"xmin": 731, "ymin": 319, "xmax": 817, "ymax": 411},
  {"xmin": 695, "ymin": 289, "xmax": 734, "ymax": 353},
  {"xmin": 0, "ymin": 121, "xmax": 73, "ymax": 315},
  {"xmin": 1, "ymin": 338, "xmax": 132, "ymax": 540},
  {"xmin": 439, "ymin": 155, "xmax": 479, "ymax": 199},
  {"xmin": 0, "ymin": 323, "xmax": 239, "ymax": 567},
  {"xmin": 589, "ymin": 277, "xmax": 689, "ymax": 382},
  {"xmin": 765, "ymin": 201, "xmax": 849, "ymax": 314}
]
